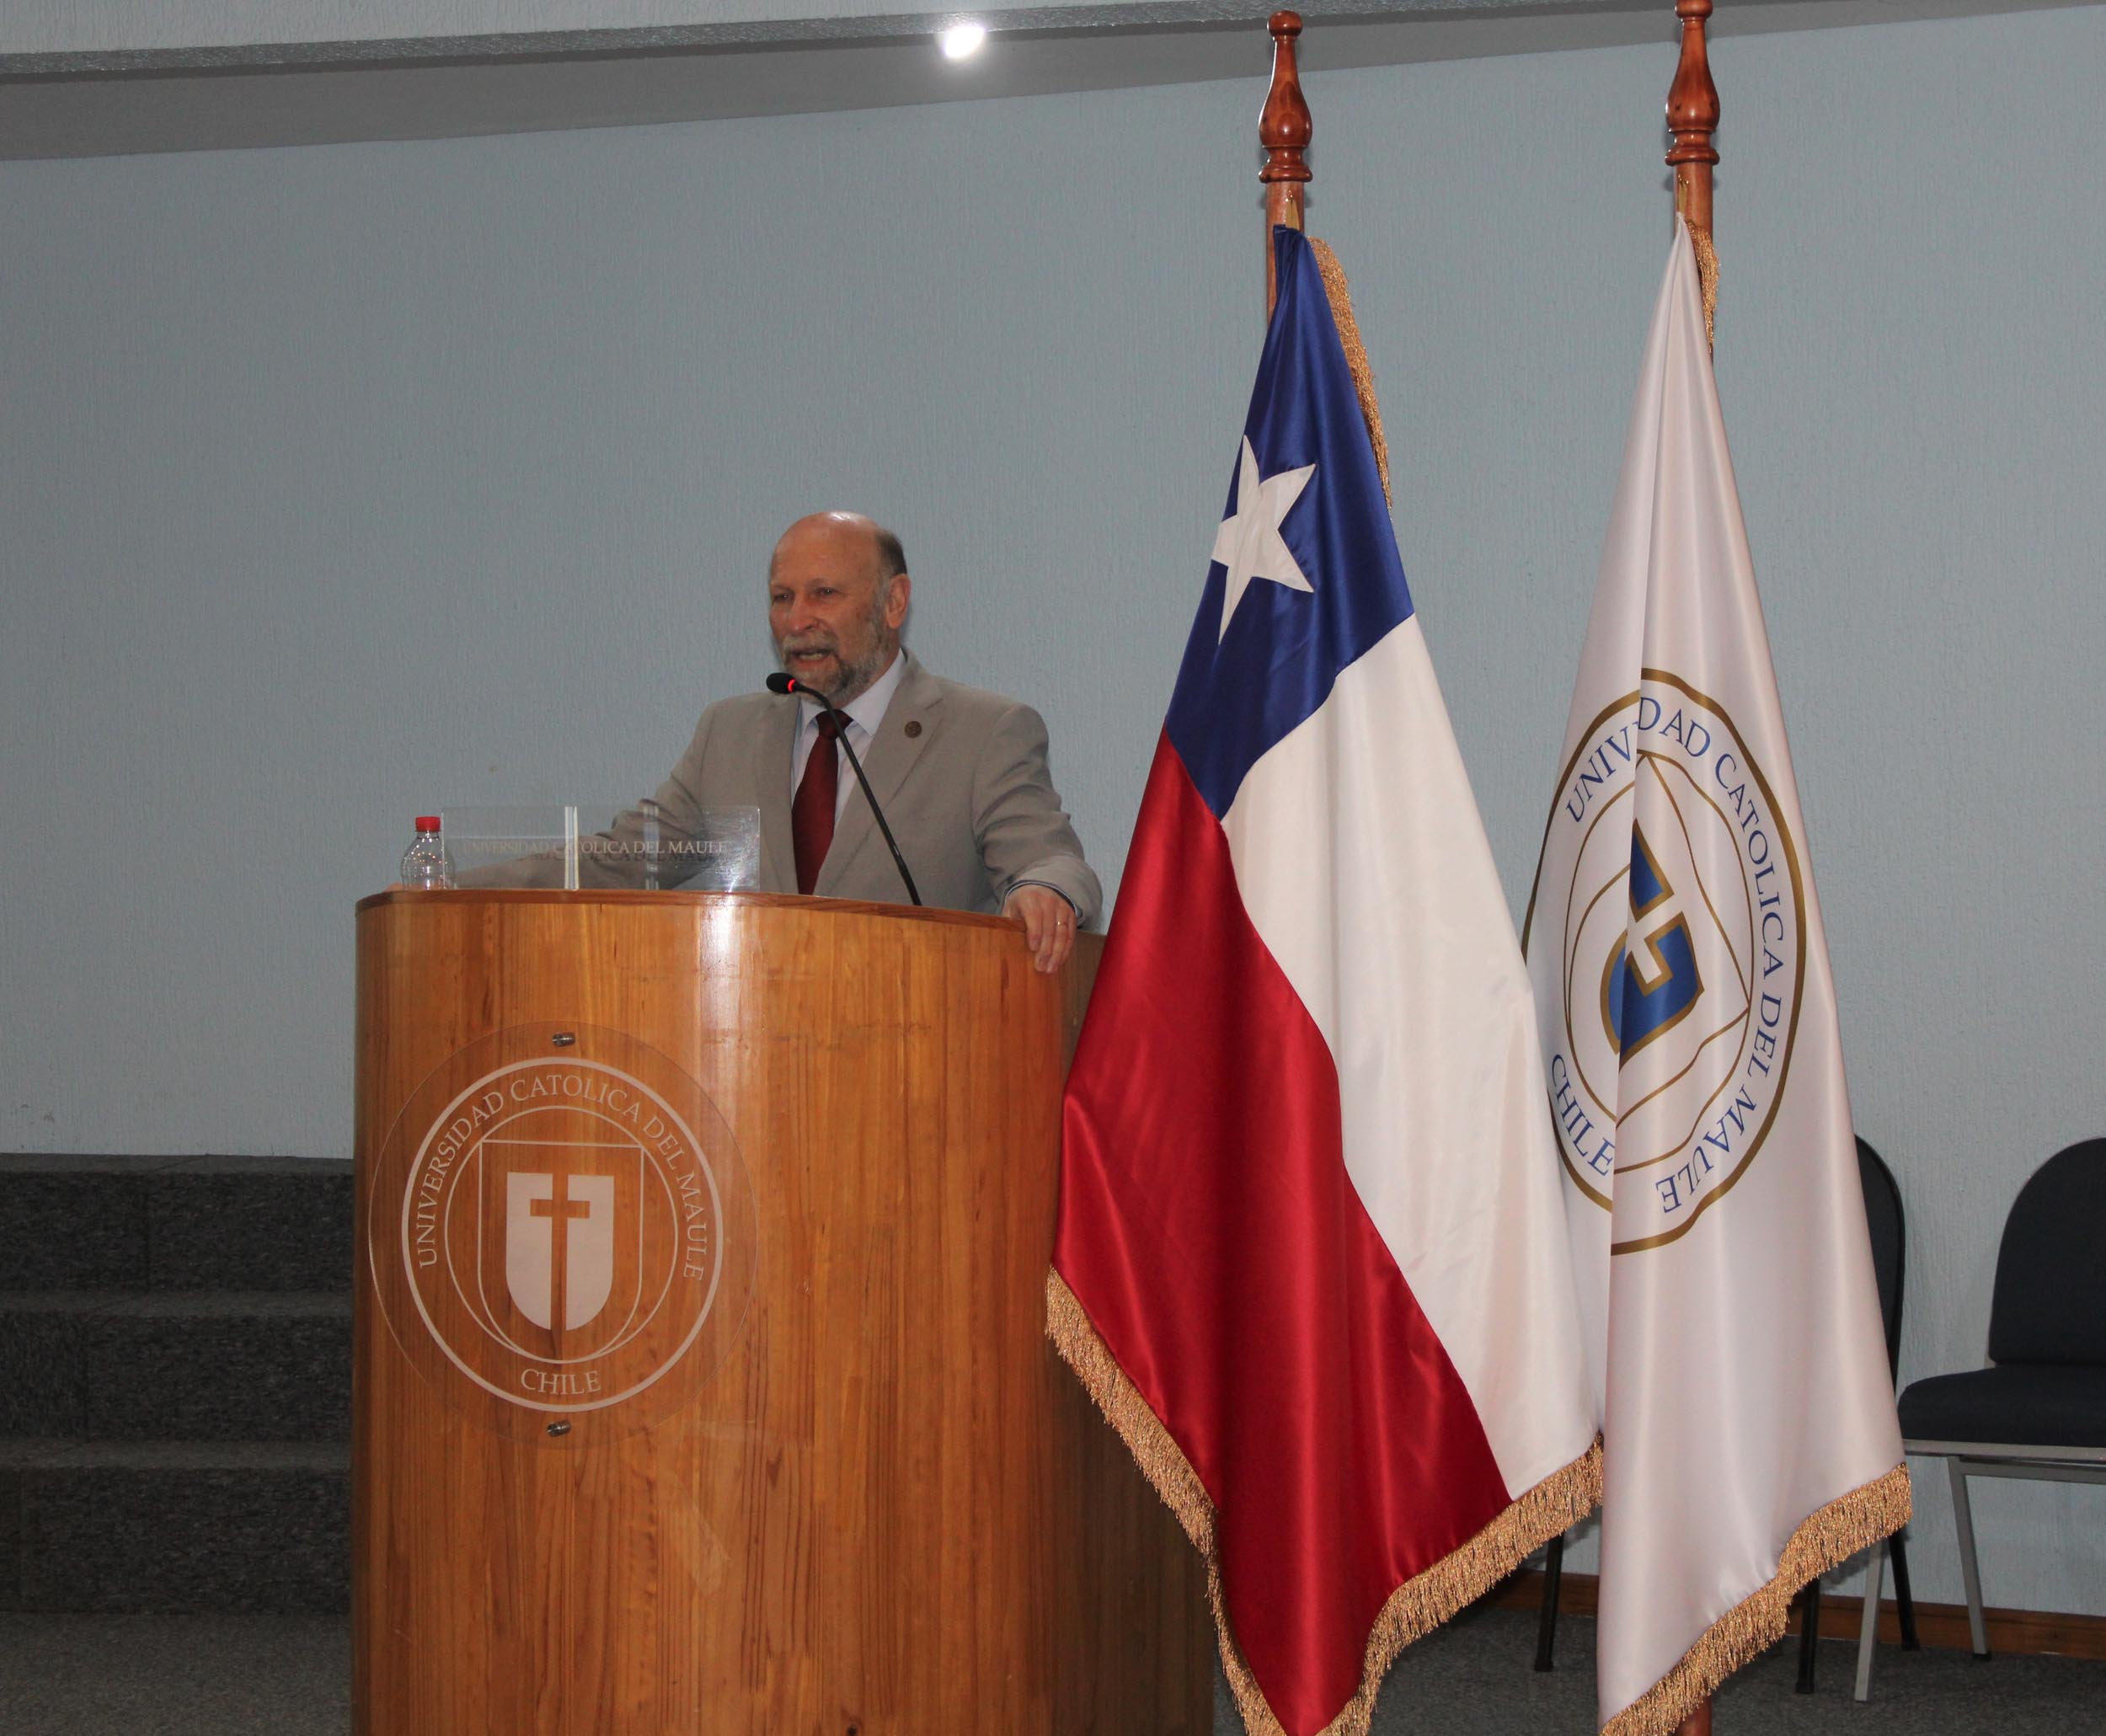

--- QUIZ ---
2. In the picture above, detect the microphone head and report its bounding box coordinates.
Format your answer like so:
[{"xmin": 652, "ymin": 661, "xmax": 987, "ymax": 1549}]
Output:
[{"xmin": 765, "ymin": 672, "xmax": 796, "ymax": 696}]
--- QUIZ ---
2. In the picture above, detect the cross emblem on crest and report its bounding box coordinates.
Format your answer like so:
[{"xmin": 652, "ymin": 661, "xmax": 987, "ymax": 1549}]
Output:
[{"xmin": 503, "ymin": 1159, "xmax": 617, "ymax": 1333}]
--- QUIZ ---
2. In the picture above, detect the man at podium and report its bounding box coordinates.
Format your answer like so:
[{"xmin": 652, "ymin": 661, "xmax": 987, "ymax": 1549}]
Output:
[{"xmin": 632, "ymin": 510, "xmax": 1099, "ymax": 972}]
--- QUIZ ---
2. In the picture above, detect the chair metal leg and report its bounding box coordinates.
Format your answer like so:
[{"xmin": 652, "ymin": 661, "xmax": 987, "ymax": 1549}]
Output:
[
  {"xmin": 1852, "ymin": 1539, "xmax": 1884, "ymax": 1701},
  {"xmin": 1947, "ymin": 1458, "xmax": 1991, "ymax": 1659},
  {"xmin": 1889, "ymin": 1529, "xmax": 1920, "ymax": 1649},
  {"xmin": 1534, "ymin": 1532, "xmax": 1564, "ymax": 1671},
  {"xmin": 1794, "ymin": 1576, "xmax": 1821, "ymax": 1692}
]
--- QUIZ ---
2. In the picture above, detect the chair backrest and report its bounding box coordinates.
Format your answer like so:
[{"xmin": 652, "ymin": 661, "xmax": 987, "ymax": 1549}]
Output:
[
  {"xmin": 1856, "ymin": 1136, "xmax": 1906, "ymax": 1380},
  {"xmin": 1988, "ymin": 1137, "xmax": 2106, "ymax": 1366}
]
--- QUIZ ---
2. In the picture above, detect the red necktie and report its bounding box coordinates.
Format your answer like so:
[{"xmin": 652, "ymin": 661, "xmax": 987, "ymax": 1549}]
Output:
[{"xmin": 791, "ymin": 712, "xmax": 843, "ymax": 895}]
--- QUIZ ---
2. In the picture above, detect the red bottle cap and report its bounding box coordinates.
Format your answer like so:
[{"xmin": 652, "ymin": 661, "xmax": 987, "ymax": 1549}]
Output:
[{"xmin": 414, "ymin": 815, "xmax": 441, "ymax": 832}]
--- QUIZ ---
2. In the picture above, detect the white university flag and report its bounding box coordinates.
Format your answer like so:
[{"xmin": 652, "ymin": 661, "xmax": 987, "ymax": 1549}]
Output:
[{"xmin": 1523, "ymin": 221, "xmax": 1910, "ymax": 1736}]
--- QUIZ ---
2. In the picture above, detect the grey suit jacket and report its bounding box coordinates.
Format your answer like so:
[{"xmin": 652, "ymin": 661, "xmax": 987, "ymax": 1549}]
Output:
[{"xmin": 613, "ymin": 652, "xmax": 1101, "ymax": 925}]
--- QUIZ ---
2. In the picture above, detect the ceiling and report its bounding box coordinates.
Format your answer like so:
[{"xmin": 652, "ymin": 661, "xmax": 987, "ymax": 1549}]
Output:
[{"xmin": 1, "ymin": 0, "xmax": 2083, "ymax": 160}]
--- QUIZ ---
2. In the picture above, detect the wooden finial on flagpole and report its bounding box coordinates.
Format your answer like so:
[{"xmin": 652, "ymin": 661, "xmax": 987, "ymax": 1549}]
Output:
[
  {"xmin": 1260, "ymin": 10, "xmax": 1312, "ymax": 318},
  {"xmin": 1666, "ymin": 0, "xmax": 1718, "ymax": 232},
  {"xmin": 1666, "ymin": 0, "xmax": 1720, "ymax": 341}
]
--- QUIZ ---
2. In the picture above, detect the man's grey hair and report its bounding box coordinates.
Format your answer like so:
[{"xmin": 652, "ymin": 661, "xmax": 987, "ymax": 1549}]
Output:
[{"xmin": 870, "ymin": 523, "xmax": 907, "ymax": 583}]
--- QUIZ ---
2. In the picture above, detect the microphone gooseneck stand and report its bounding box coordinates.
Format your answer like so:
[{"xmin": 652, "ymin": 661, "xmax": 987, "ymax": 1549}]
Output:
[{"xmin": 766, "ymin": 671, "xmax": 923, "ymax": 907}]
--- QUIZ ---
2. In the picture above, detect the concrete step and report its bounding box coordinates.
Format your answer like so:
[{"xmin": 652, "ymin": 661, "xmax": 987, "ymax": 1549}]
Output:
[
  {"xmin": 0, "ymin": 1293, "xmax": 350, "ymax": 1444},
  {"xmin": 0, "ymin": 1439, "xmax": 347, "ymax": 1614},
  {"xmin": 0, "ymin": 1156, "xmax": 350, "ymax": 1293}
]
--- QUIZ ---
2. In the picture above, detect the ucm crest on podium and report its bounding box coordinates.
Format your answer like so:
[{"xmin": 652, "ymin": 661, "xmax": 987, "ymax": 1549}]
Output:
[{"xmin": 352, "ymin": 888, "xmax": 1211, "ymax": 1733}]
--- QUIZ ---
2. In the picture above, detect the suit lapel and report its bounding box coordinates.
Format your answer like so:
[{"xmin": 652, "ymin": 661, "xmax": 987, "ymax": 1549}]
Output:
[
  {"xmin": 752, "ymin": 697, "xmax": 799, "ymax": 894},
  {"xmin": 818, "ymin": 652, "xmax": 943, "ymax": 898}
]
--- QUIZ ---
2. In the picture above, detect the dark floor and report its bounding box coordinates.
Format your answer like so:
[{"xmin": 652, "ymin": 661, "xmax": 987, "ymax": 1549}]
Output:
[
  {"xmin": 1341, "ymin": 1605, "xmax": 2106, "ymax": 1734},
  {"xmin": 5, "ymin": 1608, "xmax": 2100, "ymax": 1734},
  {"xmin": 2, "ymin": 1612, "xmax": 350, "ymax": 1736}
]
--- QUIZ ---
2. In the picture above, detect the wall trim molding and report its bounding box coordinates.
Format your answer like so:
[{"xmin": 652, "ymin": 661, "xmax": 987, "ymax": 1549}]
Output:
[{"xmin": 1491, "ymin": 1568, "xmax": 2106, "ymax": 1662}]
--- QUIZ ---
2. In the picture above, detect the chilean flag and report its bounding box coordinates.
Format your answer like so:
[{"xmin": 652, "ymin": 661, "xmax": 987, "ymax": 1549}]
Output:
[{"xmin": 1054, "ymin": 228, "xmax": 1599, "ymax": 1736}]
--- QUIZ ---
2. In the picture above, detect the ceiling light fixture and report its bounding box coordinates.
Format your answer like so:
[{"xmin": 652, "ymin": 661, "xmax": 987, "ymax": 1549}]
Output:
[{"xmin": 938, "ymin": 20, "xmax": 988, "ymax": 61}]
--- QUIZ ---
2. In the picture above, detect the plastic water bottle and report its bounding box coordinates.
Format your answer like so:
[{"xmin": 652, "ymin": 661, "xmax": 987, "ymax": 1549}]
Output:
[{"xmin": 400, "ymin": 815, "xmax": 452, "ymax": 889}]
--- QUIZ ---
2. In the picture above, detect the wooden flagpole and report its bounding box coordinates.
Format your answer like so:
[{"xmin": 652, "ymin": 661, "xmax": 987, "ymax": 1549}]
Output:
[
  {"xmin": 1667, "ymin": 0, "xmax": 1721, "ymax": 344},
  {"xmin": 1516, "ymin": 22, "xmax": 1724, "ymax": 1734},
  {"xmin": 1260, "ymin": 9, "xmax": 1312, "ymax": 318},
  {"xmin": 1670, "ymin": 9, "xmax": 1720, "ymax": 1733}
]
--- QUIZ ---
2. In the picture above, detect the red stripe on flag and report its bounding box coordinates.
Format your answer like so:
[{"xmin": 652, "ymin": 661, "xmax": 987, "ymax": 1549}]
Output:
[{"xmin": 1057, "ymin": 733, "xmax": 1512, "ymax": 1735}]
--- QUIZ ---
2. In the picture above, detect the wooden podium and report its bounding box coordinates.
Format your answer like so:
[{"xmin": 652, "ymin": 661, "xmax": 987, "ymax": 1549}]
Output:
[{"xmin": 352, "ymin": 889, "xmax": 1211, "ymax": 1734}]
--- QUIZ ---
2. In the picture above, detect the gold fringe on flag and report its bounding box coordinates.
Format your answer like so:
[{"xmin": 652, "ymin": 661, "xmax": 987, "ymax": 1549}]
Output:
[
  {"xmin": 1686, "ymin": 218, "xmax": 1719, "ymax": 351},
  {"xmin": 1047, "ymin": 1269, "xmax": 1605, "ymax": 1736},
  {"xmin": 1045, "ymin": 1269, "xmax": 1215, "ymax": 1549},
  {"xmin": 1307, "ymin": 238, "xmax": 1392, "ymax": 506},
  {"xmin": 1602, "ymin": 1461, "xmax": 1915, "ymax": 1736}
]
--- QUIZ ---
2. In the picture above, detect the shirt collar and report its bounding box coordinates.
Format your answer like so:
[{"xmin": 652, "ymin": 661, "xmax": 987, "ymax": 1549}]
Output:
[{"xmin": 801, "ymin": 647, "xmax": 907, "ymax": 740}]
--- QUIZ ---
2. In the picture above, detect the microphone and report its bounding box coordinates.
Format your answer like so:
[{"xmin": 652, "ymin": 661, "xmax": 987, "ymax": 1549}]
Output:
[{"xmin": 767, "ymin": 671, "xmax": 923, "ymax": 907}]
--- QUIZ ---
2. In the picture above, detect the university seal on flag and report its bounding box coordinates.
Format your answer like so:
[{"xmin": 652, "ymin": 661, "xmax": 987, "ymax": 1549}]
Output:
[
  {"xmin": 1530, "ymin": 670, "xmax": 1807, "ymax": 1252},
  {"xmin": 365, "ymin": 1023, "xmax": 756, "ymax": 1441}
]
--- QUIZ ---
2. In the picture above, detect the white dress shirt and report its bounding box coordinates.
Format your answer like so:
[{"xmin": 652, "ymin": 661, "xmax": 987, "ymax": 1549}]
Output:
[{"xmin": 788, "ymin": 649, "xmax": 907, "ymax": 820}]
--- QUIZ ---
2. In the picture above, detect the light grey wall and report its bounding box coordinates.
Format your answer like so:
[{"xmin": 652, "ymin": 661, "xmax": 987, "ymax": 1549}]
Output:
[{"xmin": 3, "ymin": 8, "xmax": 2102, "ymax": 1616}]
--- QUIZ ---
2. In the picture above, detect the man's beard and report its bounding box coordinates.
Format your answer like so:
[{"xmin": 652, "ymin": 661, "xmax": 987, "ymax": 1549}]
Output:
[{"xmin": 777, "ymin": 596, "xmax": 895, "ymax": 704}]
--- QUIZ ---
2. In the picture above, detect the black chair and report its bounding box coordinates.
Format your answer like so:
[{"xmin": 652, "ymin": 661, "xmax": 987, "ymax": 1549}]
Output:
[
  {"xmin": 1857, "ymin": 1137, "xmax": 2106, "ymax": 1696},
  {"xmin": 1534, "ymin": 1136, "xmax": 1917, "ymax": 1682}
]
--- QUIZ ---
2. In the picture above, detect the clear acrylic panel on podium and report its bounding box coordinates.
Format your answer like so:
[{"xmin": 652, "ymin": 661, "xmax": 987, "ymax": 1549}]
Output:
[{"xmin": 441, "ymin": 804, "xmax": 761, "ymax": 891}]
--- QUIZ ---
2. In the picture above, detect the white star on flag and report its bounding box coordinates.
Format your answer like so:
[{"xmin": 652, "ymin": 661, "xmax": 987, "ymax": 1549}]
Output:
[{"xmin": 1211, "ymin": 436, "xmax": 1317, "ymax": 640}]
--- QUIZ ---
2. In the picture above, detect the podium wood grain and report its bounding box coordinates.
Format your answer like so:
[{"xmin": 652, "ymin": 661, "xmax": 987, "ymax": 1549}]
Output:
[{"xmin": 353, "ymin": 889, "xmax": 1211, "ymax": 1734}]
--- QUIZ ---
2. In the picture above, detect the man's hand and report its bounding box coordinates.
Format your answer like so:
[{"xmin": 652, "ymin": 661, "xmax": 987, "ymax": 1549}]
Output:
[{"xmin": 1004, "ymin": 885, "xmax": 1078, "ymax": 975}]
